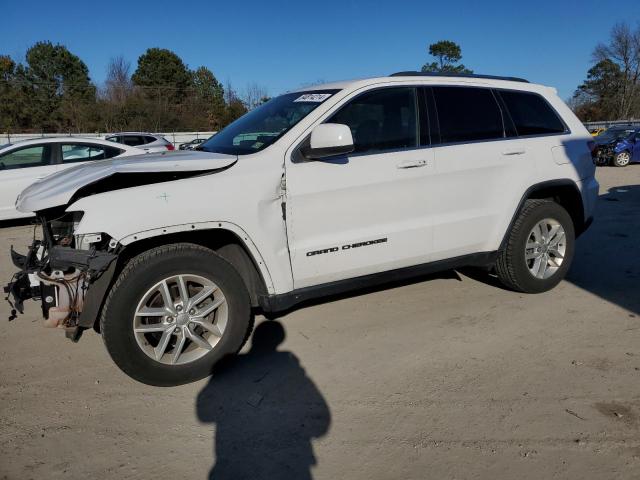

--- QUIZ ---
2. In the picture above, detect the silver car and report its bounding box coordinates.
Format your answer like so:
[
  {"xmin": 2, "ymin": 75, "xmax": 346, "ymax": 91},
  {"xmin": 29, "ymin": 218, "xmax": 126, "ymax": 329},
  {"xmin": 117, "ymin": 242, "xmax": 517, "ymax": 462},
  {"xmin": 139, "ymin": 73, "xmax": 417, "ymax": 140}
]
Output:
[{"xmin": 105, "ymin": 132, "xmax": 175, "ymax": 153}]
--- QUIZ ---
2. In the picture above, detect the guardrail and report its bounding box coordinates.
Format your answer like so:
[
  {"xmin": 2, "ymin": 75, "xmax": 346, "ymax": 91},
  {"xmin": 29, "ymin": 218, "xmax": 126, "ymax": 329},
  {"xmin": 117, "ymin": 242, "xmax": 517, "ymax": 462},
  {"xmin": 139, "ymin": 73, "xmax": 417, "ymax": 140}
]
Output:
[
  {"xmin": 0, "ymin": 131, "xmax": 217, "ymax": 147},
  {"xmin": 584, "ymin": 120, "xmax": 640, "ymax": 130}
]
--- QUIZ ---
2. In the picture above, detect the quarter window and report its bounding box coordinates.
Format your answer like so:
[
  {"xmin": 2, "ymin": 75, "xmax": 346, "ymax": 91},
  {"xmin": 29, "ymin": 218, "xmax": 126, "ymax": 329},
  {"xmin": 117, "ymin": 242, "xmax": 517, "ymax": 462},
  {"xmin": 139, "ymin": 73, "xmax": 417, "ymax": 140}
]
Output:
[
  {"xmin": 0, "ymin": 145, "xmax": 52, "ymax": 170},
  {"xmin": 329, "ymin": 87, "xmax": 418, "ymax": 154},
  {"xmin": 432, "ymin": 87, "xmax": 504, "ymax": 143},
  {"xmin": 61, "ymin": 144, "xmax": 123, "ymax": 163},
  {"xmin": 499, "ymin": 90, "xmax": 566, "ymax": 136}
]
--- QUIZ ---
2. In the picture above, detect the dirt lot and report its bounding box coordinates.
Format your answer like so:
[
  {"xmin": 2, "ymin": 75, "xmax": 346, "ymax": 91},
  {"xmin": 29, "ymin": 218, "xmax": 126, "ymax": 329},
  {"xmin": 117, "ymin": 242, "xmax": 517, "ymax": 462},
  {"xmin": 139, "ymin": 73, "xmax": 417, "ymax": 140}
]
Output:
[{"xmin": 1, "ymin": 166, "xmax": 639, "ymax": 480}]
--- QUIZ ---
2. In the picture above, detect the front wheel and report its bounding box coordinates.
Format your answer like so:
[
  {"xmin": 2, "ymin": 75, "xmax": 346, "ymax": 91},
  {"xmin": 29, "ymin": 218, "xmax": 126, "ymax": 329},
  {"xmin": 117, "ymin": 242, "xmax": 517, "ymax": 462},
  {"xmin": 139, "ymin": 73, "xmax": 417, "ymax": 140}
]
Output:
[
  {"xmin": 100, "ymin": 243, "xmax": 253, "ymax": 386},
  {"xmin": 613, "ymin": 151, "xmax": 631, "ymax": 167},
  {"xmin": 495, "ymin": 200, "xmax": 575, "ymax": 293}
]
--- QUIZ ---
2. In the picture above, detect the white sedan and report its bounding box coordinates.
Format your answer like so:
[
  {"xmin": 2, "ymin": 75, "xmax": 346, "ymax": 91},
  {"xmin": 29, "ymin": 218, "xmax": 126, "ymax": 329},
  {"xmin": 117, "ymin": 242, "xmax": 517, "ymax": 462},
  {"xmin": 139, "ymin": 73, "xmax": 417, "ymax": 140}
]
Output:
[{"xmin": 0, "ymin": 137, "xmax": 143, "ymax": 220}]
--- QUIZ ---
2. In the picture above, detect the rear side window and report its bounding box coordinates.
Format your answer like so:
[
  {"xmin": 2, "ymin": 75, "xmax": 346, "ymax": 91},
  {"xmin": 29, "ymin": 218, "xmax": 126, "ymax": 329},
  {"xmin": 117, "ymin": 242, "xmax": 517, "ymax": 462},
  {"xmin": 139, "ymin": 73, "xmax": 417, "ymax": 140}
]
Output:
[
  {"xmin": 499, "ymin": 90, "xmax": 566, "ymax": 136},
  {"xmin": 329, "ymin": 87, "xmax": 418, "ymax": 154},
  {"xmin": 61, "ymin": 144, "xmax": 123, "ymax": 163},
  {"xmin": 122, "ymin": 136, "xmax": 145, "ymax": 146},
  {"xmin": 144, "ymin": 136, "xmax": 158, "ymax": 144},
  {"xmin": 432, "ymin": 87, "xmax": 504, "ymax": 143},
  {"xmin": 0, "ymin": 145, "xmax": 52, "ymax": 170}
]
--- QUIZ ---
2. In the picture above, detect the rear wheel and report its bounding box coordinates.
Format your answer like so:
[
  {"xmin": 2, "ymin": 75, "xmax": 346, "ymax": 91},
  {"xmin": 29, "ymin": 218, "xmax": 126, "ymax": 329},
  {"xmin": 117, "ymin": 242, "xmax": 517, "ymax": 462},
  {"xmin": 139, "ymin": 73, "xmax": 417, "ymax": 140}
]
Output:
[
  {"xmin": 613, "ymin": 151, "xmax": 631, "ymax": 167},
  {"xmin": 100, "ymin": 243, "xmax": 252, "ymax": 386},
  {"xmin": 495, "ymin": 200, "xmax": 575, "ymax": 293}
]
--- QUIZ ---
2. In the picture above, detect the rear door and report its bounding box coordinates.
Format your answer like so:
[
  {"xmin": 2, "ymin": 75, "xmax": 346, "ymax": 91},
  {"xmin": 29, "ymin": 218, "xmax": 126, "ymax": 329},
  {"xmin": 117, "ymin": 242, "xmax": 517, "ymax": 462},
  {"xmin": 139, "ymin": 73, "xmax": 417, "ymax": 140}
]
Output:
[
  {"xmin": 0, "ymin": 144, "xmax": 57, "ymax": 219},
  {"xmin": 285, "ymin": 86, "xmax": 436, "ymax": 288},
  {"xmin": 428, "ymin": 86, "xmax": 532, "ymax": 260}
]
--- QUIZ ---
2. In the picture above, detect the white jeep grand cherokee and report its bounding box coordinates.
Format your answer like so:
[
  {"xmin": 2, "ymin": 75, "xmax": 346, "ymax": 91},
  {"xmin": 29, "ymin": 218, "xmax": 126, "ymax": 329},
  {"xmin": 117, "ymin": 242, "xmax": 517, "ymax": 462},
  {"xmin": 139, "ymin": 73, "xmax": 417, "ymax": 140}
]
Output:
[{"xmin": 5, "ymin": 72, "xmax": 599, "ymax": 386}]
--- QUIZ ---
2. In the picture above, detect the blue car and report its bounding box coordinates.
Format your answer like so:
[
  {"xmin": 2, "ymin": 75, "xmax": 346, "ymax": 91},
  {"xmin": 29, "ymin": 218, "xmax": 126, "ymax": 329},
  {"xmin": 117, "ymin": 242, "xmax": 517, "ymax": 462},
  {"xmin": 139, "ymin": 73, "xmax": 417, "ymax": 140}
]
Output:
[{"xmin": 594, "ymin": 126, "xmax": 640, "ymax": 167}]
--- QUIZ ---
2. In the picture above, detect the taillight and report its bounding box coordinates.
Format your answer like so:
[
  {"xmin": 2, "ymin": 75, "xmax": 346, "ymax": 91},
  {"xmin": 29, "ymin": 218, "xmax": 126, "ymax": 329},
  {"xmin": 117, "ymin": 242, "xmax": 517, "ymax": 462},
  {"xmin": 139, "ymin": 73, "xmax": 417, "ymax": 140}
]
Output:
[
  {"xmin": 587, "ymin": 140, "xmax": 596, "ymax": 164},
  {"xmin": 166, "ymin": 143, "xmax": 175, "ymax": 151}
]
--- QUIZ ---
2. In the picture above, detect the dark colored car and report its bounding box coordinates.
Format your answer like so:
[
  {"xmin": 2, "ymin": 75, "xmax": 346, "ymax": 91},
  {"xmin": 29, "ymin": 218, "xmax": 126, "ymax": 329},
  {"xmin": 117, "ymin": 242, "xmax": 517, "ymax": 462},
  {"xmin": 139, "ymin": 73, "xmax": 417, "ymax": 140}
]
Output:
[
  {"xmin": 179, "ymin": 138, "xmax": 207, "ymax": 150},
  {"xmin": 594, "ymin": 126, "xmax": 640, "ymax": 167}
]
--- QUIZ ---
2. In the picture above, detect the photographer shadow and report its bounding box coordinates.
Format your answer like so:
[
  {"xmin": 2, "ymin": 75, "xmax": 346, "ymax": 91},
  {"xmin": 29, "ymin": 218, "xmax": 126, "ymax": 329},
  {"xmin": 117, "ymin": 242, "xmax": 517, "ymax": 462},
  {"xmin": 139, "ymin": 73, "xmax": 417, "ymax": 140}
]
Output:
[{"xmin": 196, "ymin": 321, "xmax": 330, "ymax": 480}]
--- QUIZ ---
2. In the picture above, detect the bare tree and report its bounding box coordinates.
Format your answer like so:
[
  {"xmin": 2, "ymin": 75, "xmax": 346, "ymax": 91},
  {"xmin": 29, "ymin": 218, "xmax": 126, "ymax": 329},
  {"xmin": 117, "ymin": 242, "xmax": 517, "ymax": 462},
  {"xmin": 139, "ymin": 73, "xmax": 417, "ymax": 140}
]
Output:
[
  {"xmin": 241, "ymin": 82, "xmax": 269, "ymax": 110},
  {"xmin": 593, "ymin": 22, "xmax": 640, "ymax": 119},
  {"xmin": 105, "ymin": 55, "xmax": 132, "ymax": 104}
]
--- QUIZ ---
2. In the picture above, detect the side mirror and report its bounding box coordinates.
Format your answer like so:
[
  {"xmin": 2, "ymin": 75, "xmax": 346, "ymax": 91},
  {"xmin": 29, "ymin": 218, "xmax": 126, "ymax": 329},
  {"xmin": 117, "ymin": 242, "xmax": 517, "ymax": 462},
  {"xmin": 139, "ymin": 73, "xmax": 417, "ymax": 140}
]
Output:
[{"xmin": 305, "ymin": 123, "xmax": 354, "ymax": 159}]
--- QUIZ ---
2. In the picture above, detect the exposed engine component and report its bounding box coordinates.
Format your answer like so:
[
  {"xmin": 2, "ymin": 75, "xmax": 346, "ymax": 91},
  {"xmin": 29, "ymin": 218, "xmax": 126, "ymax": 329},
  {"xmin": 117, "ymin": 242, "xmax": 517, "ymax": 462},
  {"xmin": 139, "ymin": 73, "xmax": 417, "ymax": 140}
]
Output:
[{"xmin": 4, "ymin": 211, "xmax": 118, "ymax": 340}]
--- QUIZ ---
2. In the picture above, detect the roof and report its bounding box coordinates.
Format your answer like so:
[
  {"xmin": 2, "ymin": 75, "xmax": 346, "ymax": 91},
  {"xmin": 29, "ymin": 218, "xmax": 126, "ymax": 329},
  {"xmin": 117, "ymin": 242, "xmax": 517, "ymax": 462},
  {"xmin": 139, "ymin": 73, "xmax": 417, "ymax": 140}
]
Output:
[
  {"xmin": 0, "ymin": 136, "xmax": 142, "ymax": 151},
  {"xmin": 106, "ymin": 132, "xmax": 158, "ymax": 136},
  {"xmin": 294, "ymin": 73, "xmax": 549, "ymax": 94}
]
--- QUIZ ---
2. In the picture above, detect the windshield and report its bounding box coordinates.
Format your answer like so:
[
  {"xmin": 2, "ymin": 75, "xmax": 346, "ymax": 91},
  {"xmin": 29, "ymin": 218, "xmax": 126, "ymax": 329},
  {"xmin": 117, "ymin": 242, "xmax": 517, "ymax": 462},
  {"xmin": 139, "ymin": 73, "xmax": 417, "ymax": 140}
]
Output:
[
  {"xmin": 200, "ymin": 90, "xmax": 339, "ymax": 155},
  {"xmin": 597, "ymin": 128, "xmax": 636, "ymax": 143}
]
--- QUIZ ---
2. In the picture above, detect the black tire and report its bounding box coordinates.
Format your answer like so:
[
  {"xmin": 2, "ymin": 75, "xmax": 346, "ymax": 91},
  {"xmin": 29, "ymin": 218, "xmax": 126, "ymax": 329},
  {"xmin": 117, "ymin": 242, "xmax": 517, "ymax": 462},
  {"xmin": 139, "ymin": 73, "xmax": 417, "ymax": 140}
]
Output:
[
  {"xmin": 100, "ymin": 243, "xmax": 253, "ymax": 386},
  {"xmin": 613, "ymin": 151, "xmax": 631, "ymax": 167},
  {"xmin": 495, "ymin": 199, "xmax": 575, "ymax": 293}
]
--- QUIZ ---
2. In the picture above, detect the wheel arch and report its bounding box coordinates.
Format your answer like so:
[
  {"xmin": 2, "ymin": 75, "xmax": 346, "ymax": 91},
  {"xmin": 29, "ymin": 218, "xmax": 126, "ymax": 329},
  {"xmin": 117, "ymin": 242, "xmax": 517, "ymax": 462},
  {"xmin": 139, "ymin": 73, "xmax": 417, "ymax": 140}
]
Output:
[
  {"xmin": 500, "ymin": 179, "xmax": 586, "ymax": 251},
  {"xmin": 117, "ymin": 224, "xmax": 272, "ymax": 304},
  {"xmin": 86, "ymin": 224, "xmax": 273, "ymax": 333}
]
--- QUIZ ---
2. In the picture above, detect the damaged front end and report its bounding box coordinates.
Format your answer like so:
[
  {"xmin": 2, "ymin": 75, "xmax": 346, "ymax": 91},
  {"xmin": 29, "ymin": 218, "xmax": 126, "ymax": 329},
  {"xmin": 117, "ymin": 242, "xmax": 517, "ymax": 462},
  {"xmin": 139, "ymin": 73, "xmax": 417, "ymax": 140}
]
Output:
[{"xmin": 4, "ymin": 210, "xmax": 118, "ymax": 342}]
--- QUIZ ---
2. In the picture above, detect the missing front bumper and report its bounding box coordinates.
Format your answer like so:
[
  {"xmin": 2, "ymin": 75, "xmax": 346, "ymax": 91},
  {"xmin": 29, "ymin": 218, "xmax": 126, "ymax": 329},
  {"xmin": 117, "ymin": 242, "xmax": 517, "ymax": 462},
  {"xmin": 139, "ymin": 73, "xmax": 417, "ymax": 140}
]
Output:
[{"xmin": 4, "ymin": 240, "xmax": 118, "ymax": 341}]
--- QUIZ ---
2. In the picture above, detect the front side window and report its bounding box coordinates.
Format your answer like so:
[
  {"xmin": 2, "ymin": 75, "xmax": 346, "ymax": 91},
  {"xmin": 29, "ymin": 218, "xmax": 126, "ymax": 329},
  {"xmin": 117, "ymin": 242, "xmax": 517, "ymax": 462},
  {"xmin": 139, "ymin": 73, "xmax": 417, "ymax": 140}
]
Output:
[
  {"xmin": 61, "ymin": 144, "xmax": 123, "ymax": 163},
  {"xmin": 0, "ymin": 145, "xmax": 52, "ymax": 170},
  {"xmin": 499, "ymin": 90, "xmax": 566, "ymax": 136},
  {"xmin": 200, "ymin": 90, "xmax": 339, "ymax": 155},
  {"xmin": 329, "ymin": 87, "xmax": 418, "ymax": 154},
  {"xmin": 432, "ymin": 87, "xmax": 504, "ymax": 143}
]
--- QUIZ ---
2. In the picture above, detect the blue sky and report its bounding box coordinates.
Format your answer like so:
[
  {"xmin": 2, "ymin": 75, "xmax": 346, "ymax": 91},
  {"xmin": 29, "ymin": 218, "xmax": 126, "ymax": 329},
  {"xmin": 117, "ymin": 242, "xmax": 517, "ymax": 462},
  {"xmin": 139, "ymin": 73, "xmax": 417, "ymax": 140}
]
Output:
[{"xmin": 1, "ymin": 0, "xmax": 634, "ymax": 100}]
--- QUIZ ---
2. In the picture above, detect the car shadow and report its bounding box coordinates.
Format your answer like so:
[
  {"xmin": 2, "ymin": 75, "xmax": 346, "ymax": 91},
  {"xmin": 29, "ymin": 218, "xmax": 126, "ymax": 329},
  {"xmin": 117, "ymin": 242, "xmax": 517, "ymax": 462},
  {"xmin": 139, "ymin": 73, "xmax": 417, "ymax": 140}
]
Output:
[
  {"xmin": 565, "ymin": 183, "xmax": 640, "ymax": 315},
  {"xmin": 196, "ymin": 321, "xmax": 331, "ymax": 480}
]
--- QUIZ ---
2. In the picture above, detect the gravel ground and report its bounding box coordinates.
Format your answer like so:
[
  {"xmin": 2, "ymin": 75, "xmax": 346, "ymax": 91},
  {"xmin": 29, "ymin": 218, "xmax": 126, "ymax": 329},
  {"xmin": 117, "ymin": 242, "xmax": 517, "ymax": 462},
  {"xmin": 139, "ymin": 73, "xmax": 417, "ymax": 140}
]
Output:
[{"xmin": 0, "ymin": 166, "xmax": 639, "ymax": 480}]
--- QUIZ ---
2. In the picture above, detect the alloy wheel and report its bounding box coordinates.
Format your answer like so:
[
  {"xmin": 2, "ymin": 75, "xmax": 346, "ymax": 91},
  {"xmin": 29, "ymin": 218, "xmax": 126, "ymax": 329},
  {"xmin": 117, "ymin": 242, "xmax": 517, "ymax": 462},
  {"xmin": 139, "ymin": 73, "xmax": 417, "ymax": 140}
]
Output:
[
  {"xmin": 525, "ymin": 219, "xmax": 566, "ymax": 280},
  {"xmin": 132, "ymin": 274, "xmax": 228, "ymax": 365}
]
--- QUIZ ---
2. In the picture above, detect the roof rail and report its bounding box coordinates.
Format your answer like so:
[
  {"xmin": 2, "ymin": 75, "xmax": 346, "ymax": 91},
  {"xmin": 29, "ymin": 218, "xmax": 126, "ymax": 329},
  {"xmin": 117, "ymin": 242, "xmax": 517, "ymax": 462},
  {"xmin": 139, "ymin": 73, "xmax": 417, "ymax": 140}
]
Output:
[{"xmin": 389, "ymin": 71, "xmax": 529, "ymax": 83}]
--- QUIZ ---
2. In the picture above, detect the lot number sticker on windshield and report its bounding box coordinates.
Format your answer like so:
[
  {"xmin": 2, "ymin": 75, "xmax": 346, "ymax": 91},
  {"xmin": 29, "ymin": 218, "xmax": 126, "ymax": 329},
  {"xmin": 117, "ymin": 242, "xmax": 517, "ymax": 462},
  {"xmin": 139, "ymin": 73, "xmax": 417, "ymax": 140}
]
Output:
[{"xmin": 294, "ymin": 93, "xmax": 332, "ymax": 102}]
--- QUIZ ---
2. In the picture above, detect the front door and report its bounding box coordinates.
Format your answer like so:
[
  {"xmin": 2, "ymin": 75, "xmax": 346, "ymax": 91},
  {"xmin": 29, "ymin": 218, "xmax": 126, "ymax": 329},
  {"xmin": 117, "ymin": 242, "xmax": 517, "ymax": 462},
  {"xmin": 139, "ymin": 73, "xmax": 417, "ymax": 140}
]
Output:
[
  {"xmin": 0, "ymin": 144, "xmax": 57, "ymax": 220},
  {"xmin": 285, "ymin": 86, "xmax": 435, "ymax": 289}
]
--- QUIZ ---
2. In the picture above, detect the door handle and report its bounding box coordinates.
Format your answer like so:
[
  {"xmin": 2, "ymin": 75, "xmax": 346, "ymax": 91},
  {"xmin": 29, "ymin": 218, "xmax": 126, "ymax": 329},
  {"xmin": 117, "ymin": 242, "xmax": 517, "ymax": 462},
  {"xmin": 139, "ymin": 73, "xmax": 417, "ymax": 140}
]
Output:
[
  {"xmin": 397, "ymin": 159, "xmax": 428, "ymax": 169},
  {"xmin": 502, "ymin": 148, "xmax": 526, "ymax": 156}
]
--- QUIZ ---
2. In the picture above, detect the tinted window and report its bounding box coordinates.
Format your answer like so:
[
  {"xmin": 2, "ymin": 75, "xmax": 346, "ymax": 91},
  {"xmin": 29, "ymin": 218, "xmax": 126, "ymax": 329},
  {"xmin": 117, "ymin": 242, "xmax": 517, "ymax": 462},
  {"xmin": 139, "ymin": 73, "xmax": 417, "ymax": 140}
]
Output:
[
  {"xmin": 143, "ymin": 136, "xmax": 158, "ymax": 144},
  {"xmin": 106, "ymin": 136, "xmax": 120, "ymax": 143},
  {"xmin": 433, "ymin": 87, "xmax": 504, "ymax": 143},
  {"xmin": 330, "ymin": 87, "xmax": 418, "ymax": 154},
  {"xmin": 122, "ymin": 136, "xmax": 145, "ymax": 146},
  {"xmin": 61, "ymin": 144, "xmax": 123, "ymax": 163},
  {"xmin": 0, "ymin": 145, "xmax": 52, "ymax": 170},
  {"xmin": 499, "ymin": 90, "xmax": 566, "ymax": 136}
]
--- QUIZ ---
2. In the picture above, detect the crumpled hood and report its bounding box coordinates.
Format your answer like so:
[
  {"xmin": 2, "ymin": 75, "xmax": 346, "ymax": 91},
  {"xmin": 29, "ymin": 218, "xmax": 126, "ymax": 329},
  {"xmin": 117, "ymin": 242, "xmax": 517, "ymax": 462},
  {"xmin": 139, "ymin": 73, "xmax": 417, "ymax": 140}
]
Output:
[{"xmin": 16, "ymin": 150, "xmax": 237, "ymax": 213}]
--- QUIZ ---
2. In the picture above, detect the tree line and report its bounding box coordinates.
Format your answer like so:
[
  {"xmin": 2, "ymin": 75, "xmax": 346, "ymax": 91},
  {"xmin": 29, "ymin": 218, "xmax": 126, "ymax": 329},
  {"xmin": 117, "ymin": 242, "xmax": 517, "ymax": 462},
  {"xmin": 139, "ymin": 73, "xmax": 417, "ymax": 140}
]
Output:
[
  {"xmin": 571, "ymin": 22, "xmax": 640, "ymax": 121},
  {"xmin": 0, "ymin": 42, "xmax": 269, "ymax": 134},
  {"xmin": 2, "ymin": 31, "xmax": 637, "ymax": 134}
]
